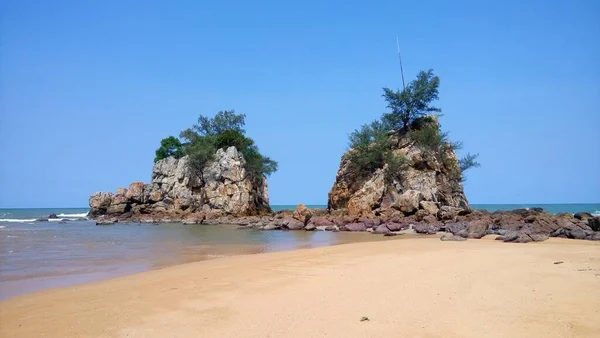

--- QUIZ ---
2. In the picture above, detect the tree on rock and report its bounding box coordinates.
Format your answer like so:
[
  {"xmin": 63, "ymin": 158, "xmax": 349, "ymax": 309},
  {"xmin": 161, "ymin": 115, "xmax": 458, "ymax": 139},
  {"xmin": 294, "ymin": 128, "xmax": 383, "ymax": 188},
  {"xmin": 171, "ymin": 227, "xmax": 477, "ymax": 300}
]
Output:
[
  {"xmin": 154, "ymin": 136, "xmax": 184, "ymax": 162},
  {"xmin": 382, "ymin": 69, "xmax": 441, "ymax": 130},
  {"xmin": 155, "ymin": 110, "xmax": 278, "ymax": 178}
]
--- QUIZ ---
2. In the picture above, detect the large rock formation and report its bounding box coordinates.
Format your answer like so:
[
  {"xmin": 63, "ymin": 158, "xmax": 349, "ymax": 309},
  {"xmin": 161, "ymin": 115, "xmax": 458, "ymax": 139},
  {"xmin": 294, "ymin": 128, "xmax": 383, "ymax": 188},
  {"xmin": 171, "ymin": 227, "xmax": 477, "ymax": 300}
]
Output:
[
  {"xmin": 89, "ymin": 146, "xmax": 270, "ymax": 221},
  {"xmin": 328, "ymin": 118, "xmax": 469, "ymax": 219}
]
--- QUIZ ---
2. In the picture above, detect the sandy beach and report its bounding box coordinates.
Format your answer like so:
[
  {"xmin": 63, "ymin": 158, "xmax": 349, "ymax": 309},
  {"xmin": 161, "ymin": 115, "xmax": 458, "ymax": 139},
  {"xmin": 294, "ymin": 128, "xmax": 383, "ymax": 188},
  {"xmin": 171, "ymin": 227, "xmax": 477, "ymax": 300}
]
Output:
[{"xmin": 1, "ymin": 236, "xmax": 599, "ymax": 338}]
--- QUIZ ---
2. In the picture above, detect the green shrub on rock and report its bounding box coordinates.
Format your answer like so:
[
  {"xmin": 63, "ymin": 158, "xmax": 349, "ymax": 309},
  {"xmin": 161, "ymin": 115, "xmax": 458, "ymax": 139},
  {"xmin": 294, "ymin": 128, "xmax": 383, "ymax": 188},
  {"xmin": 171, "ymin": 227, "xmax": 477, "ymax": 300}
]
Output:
[{"xmin": 154, "ymin": 110, "xmax": 278, "ymax": 178}]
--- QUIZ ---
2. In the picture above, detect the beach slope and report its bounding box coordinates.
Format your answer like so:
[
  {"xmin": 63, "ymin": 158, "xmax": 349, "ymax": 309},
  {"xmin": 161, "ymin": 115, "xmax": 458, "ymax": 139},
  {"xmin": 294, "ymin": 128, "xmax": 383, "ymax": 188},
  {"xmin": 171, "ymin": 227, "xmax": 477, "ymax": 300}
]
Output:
[{"xmin": 1, "ymin": 237, "xmax": 599, "ymax": 337}]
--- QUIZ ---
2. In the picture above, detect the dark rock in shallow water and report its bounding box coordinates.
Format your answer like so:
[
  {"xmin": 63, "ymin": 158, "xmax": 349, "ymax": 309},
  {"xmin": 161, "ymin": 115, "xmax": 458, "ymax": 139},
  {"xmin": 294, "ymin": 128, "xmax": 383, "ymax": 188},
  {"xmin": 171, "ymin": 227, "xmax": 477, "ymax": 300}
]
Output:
[
  {"xmin": 344, "ymin": 222, "xmax": 367, "ymax": 232},
  {"xmin": 385, "ymin": 222, "xmax": 409, "ymax": 232},
  {"xmin": 282, "ymin": 218, "xmax": 305, "ymax": 230},
  {"xmin": 373, "ymin": 224, "xmax": 391, "ymax": 235},
  {"xmin": 263, "ymin": 222, "xmax": 281, "ymax": 230},
  {"xmin": 48, "ymin": 213, "xmax": 59, "ymax": 219},
  {"xmin": 96, "ymin": 220, "xmax": 116, "ymax": 225},
  {"xmin": 304, "ymin": 223, "xmax": 316, "ymax": 231},
  {"xmin": 324, "ymin": 225, "xmax": 337, "ymax": 232},
  {"xmin": 35, "ymin": 218, "xmax": 49, "ymax": 222}
]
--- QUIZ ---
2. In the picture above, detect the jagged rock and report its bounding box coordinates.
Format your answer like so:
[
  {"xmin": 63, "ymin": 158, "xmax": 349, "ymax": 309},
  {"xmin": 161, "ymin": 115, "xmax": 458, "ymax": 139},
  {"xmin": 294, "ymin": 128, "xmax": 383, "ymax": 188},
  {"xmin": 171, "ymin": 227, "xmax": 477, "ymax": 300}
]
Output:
[
  {"xmin": 125, "ymin": 182, "xmax": 145, "ymax": 203},
  {"xmin": 396, "ymin": 190, "xmax": 424, "ymax": 214},
  {"xmin": 419, "ymin": 201, "xmax": 439, "ymax": 216},
  {"xmin": 89, "ymin": 192, "xmax": 114, "ymax": 209},
  {"xmin": 328, "ymin": 117, "xmax": 470, "ymax": 217},
  {"xmin": 88, "ymin": 147, "xmax": 270, "ymax": 220},
  {"xmin": 292, "ymin": 204, "xmax": 312, "ymax": 225}
]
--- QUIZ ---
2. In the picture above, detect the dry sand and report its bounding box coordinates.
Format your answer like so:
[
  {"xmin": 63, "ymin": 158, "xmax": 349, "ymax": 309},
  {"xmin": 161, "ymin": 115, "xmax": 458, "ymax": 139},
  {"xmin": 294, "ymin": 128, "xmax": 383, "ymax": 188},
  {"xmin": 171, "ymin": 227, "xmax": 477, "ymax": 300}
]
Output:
[{"xmin": 1, "ymin": 236, "xmax": 599, "ymax": 337}]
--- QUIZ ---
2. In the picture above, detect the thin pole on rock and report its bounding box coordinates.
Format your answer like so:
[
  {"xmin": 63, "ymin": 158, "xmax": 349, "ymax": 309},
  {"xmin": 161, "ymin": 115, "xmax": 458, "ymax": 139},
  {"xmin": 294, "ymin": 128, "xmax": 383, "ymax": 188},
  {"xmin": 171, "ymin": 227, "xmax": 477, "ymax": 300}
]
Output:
[{"xmin": 396, "ymin": 35, "xmax": 406, "ymax": 91}]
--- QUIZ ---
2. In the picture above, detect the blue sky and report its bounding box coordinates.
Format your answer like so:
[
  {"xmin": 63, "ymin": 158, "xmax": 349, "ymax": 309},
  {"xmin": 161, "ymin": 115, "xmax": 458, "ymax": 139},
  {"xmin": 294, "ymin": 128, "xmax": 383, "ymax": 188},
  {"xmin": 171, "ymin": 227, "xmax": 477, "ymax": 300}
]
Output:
[{"xmin": 1, "ymin": 0, "xmax": 599, "ymax": 208}]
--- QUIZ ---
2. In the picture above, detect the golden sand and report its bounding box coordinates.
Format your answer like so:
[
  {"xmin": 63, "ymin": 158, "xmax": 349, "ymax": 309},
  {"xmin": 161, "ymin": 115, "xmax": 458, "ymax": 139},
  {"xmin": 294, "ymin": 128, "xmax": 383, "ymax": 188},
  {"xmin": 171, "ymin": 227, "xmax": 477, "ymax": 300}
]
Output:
[{"xmin": 1, "ymin": 236, "xmax": 599, "ymax": 337}]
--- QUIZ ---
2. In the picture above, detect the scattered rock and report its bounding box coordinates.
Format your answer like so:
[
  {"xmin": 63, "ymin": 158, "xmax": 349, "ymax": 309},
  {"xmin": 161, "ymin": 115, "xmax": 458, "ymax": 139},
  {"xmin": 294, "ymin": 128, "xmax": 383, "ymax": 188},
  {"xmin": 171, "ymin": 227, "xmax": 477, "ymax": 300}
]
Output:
[
  {"xmin": 304, "ymin": 223, "xmax": 316, "ymax": 231},
  {"xmin": 360, "ymin": 316, "xmax": 369, "ymax": 322},
  {"xmin": 412, "ymin": 223, "xmax": 439, "ymax": 234},
  {"xmin": 440, "ymin": 233, "xmax": 467, "ymax": 241},
  {"xmin": 292, "ymin": 203, "xmax": 312, "ymax": 225},
  {"xmin": 373, "ymin": 224, "xmax": 391, "ymax": 235},
  {"xmin": 344, "ymin": 222, "xmax": 367, "ymax": 232},
  {"xmin": 553, "ymin": 261, "xmax": 564, "ymax": 265},
  {"xmin": 419, "ymin": 201, "xmax": 439, "ymax": 216}
]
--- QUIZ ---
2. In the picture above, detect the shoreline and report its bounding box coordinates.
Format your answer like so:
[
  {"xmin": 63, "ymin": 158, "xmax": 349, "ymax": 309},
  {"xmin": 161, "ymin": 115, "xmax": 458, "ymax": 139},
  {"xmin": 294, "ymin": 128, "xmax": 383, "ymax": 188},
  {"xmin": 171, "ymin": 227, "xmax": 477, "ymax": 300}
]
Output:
[
  {"xmin": 2, "ymin": 236, "xmax": 599, "ymax": 337},
  {"xmin": 0, "ymin": 226, "xmax": 398, "ymax": 300}
]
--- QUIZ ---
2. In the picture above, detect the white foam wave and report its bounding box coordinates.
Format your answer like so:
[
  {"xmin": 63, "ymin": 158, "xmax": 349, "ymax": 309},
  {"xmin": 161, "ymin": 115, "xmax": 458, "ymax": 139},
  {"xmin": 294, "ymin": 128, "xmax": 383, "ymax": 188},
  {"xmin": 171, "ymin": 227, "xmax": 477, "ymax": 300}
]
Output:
[
  {"xmin": 0, "ymin": 218, "xmax": 37, "ymax": 223},
  {"xmin": 57, "ymin": 212, "xmax": 88, "ymax": 218},
  {"xmin": 592, "ymin": 210, "xmax": 600, "ymax": 217}
]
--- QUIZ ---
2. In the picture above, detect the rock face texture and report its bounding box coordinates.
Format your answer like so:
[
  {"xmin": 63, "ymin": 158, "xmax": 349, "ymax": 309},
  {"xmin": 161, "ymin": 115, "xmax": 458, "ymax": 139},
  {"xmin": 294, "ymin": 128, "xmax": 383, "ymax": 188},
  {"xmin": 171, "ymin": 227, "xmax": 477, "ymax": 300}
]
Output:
[
  {"xmin": 328, "ymin": 119, "xmax": 469, "ymax": 218},
  {"xmin": 89, "ymin": 147, "xmax": 270, "ymax": 221}
]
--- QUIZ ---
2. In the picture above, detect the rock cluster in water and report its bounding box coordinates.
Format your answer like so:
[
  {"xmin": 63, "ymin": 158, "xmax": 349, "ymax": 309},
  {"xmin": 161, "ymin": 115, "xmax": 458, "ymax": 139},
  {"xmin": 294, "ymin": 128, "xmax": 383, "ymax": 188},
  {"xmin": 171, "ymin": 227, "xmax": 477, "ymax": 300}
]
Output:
[{"xmin": 89, "ymin": 146, "xmax": 270, "ymax": 223}]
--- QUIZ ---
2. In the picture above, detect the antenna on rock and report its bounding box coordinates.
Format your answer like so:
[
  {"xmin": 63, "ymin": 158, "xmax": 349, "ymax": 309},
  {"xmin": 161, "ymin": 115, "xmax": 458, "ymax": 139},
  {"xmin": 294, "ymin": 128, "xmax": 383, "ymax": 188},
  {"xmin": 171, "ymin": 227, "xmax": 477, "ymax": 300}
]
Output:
[{"xmin": 396, "ymin": 35, "xmax": 406, "ymax": 90}]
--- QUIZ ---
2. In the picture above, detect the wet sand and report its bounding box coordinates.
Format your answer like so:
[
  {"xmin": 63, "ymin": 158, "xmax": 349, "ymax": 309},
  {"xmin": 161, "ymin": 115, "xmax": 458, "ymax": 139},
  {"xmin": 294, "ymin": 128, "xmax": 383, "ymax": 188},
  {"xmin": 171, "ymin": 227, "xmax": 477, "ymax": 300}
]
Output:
[{"xmin": 1, "ymin": 236, "xmax": 599, "ymax": 337}]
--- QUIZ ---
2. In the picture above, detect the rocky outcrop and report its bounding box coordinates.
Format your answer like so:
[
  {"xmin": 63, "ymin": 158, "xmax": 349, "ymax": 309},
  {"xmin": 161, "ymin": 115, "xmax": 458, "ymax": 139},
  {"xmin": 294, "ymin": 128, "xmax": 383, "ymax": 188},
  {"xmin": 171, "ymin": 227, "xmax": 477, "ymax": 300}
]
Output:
[
  {"xmin": 89, "ymin": 147, "xmax": 270, "ymax": 221},
  {"xmin": 328, "ymin": 117, "xmax": 469, "ymax": 219}
]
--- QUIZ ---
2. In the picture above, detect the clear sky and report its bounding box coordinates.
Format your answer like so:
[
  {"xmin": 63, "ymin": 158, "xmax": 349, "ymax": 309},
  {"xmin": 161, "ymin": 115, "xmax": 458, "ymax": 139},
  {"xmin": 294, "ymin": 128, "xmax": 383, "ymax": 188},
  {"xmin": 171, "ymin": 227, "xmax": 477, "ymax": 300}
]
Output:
[{"xmin": 1, "ymin": 0, "xmax": 599, "ymax": 208}]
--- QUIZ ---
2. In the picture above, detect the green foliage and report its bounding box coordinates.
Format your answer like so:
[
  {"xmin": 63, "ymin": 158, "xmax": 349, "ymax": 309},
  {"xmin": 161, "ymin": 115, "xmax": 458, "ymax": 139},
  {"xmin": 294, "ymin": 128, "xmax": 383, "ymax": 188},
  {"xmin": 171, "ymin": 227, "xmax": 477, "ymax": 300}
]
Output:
[
  {"xmin": 347, "ymin": 121, "xmax": 389, "ymax": 176},
  {"xmin": 346, "ymin": 69, "xmax": 480, "ymax": 183},
  {"xmin": 459, "ymin": 153, "xmax": 481, "ymax": 174},
  {"xmin": 154, "ymin": 136, "xmax": 184, "ymax": 163},
  {"xmin": 382, "ymin": 69, "xmax": 441, "ymax": 130},
  {"xmin": 171, "ymin": 110, "xmax": 277, "ymax": 177},
  {"xmin": 195, "ymin": 110, "xmax": 246, "ymax": 136}
]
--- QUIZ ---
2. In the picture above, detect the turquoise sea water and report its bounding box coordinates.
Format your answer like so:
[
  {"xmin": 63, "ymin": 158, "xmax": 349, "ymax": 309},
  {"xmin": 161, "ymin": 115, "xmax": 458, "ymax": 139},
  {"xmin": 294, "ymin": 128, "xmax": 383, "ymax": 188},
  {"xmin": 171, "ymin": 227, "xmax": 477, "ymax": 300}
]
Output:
[{"xmin": 1, "ymin": 203, "xmax": 598, "ymax": 300}]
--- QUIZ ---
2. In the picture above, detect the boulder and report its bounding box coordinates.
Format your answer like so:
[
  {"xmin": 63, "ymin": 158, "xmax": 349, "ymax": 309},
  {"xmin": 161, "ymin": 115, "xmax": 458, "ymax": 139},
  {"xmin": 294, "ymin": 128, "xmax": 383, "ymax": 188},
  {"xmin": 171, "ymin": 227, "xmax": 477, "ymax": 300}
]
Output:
[
  {"xmin": 344, "ymin": 223, "xmax": 367, "ymax": 232},
  {"xmin": 419, "ymin": 201, "xmax": 439, "ymax": 216},
  {"xmin": 48, "ymin": 213, "xmax": 59, "ymax": 219},
  {"xmin": 263, "ymin": 222, "xmax": 281, "ymax": 230},
  {"xmin": 589, "ymin": 217, "xmax": 600, "ymax": 231},
  {"xmin": 282, "ymin": 218, "xmax": 305, "ymax": 230},
  {"xmin": 413, "ymin": 223, "xmax": 440, "ymax": 234},
  {"xmin": 292, "ymin": 204, "xmax": 312, "ymax": 225},
  {"xmin": 304, "ymin": 223, "xmax": 317, "ymax": 231},
  {"xmin": 373, "ymin": 224, "xmax": 391, "ymax": 235},
  {"xmin": 396, "ymin": 190, "xmax": 424, "ymax": 214},
  {"xmin": 385, "ymin": 222, "xmax": 409, "ymax": 231},
  {"xmin": 89, "ymin": 192, "xmax": 114, "ymax": 210},
  {"xmin": 440, "ymin": 233, "xmax": 466, "ymax": 241},
  {"xmin": 125, "ymin": 182, "xmax": 145, "ymax": 203}
]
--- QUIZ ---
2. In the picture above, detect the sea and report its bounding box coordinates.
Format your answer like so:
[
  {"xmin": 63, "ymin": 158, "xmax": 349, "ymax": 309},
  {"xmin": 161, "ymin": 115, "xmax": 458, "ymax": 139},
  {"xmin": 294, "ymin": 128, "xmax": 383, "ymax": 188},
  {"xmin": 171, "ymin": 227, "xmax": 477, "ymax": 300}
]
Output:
[{"xmin": 1, "ymin": 204, "xmax": 598, "ymax": 300}]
